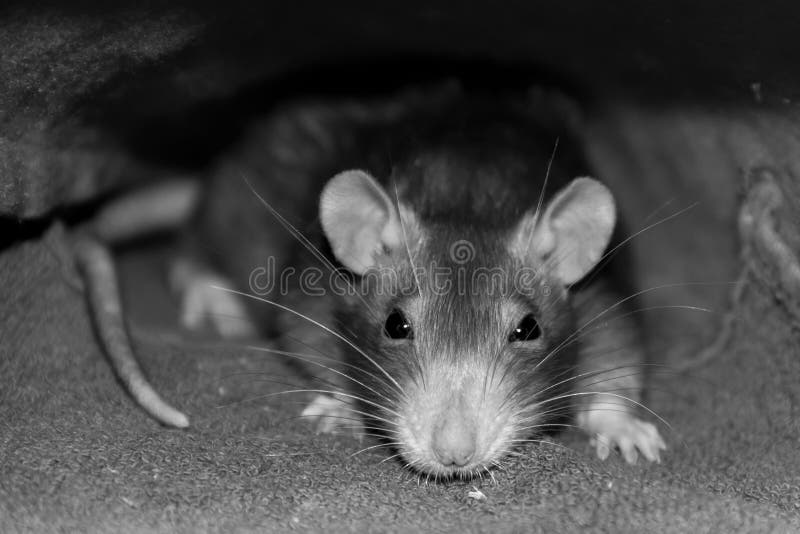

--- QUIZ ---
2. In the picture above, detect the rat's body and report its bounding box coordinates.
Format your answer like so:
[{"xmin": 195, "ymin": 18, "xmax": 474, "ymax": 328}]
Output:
[{"xmin": 80, "ymin": 85, "xmax": 665, "ymax": 477}]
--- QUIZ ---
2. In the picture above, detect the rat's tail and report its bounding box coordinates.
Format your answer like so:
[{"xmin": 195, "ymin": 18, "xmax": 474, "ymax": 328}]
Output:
[{"xmin": 74, "ymin": 179, "xmax": 200, "ymax": 428}]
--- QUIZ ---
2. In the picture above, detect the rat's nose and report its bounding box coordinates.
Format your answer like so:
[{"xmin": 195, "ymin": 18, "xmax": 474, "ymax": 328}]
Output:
[{"xmin": 432, "ymin": 415, "xmax": 477, "ymax": 467}]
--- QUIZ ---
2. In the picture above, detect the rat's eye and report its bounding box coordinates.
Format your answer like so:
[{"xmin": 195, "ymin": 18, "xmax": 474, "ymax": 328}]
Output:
[
  {"xmin": 384, "ymin": 309, "xmax": 413, "ymax": 340},
  {"xmin": 509, "ymin": 314, "xmax": 541, "ymax": 342}
]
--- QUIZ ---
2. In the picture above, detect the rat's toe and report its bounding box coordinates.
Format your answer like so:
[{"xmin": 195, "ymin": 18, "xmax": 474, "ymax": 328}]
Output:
[
  {"xmin": 618, "ymin": 436, "xmax": 639, "ymax": 464},
  {"xmin": 593, "ymin": 436, "xmax": 611, "ymax": 461},
  {"xmin": 581, "ymin": 408, "xmax": 667, "ymax": 464},
  {"xmin": 635, "ymin": 422, "xmax": 666, "ymax": 463}
]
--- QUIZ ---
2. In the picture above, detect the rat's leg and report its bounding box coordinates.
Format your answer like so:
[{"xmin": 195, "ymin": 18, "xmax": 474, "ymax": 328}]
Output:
[
  {"xmin": 572, "ymin": 283, "xmax": 667, "ymax": 464},
  {"xmin": 169, "ymin": 256, "xmax": 257, "ymax": 339},
  {"xmin": 170, "ymin": 102, "xmax": 342, "ymax": 339},
  {"xmin": 277, "ymin": 287, "xmax": 364, "ymax": 436}
]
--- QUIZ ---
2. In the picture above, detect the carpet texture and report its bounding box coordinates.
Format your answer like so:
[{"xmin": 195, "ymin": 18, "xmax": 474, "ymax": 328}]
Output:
[
  {"xmin": 2, "ymin": 108, "xmax": 800, "ymax": 532},
  {"xmin": 2, "ymin": 3, "xmax": 800, "ymax": 533}
]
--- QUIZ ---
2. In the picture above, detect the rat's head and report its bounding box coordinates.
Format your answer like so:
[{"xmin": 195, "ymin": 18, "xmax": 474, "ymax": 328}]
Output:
[{"xmin": 319, "ymin": 169, "xmax": 615, "ymax": 479}]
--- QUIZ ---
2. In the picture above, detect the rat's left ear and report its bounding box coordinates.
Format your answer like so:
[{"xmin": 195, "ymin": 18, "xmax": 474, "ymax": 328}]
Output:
[
  {"xmin": 319, "ymin": 169, "xmax": 417, "ymax": 274},
  {"xmin": 512, "ymin": 177, "xmax": 616, "ymax": 285}
]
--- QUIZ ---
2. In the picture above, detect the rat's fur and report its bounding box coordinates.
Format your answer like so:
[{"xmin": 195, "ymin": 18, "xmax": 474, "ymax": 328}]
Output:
[
  {"xmin": 79, "ymin": 84, "xmax": 665, "ymax": 474},
  {"xmin": 310, "ymin": 97, "xmax": 664, "ymax": 477}
]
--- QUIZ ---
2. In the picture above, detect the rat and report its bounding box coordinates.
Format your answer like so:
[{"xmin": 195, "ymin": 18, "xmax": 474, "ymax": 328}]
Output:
[
  {"xmin": 77, "ymin": 83, "xmax": 666, "ymax": 477},
  {"xmin": 309, "ymin": 98, "xmax": 666, "ymax": 477}
]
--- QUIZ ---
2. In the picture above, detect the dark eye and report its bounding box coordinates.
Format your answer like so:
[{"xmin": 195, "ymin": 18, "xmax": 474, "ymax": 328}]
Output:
[
  {"xmin": 509, "ymin": 314, "xmax": 541, "ymax": 342},
  {"xmin": 384, "ymin": 309, "xmax": 413, "ymax": 339}
]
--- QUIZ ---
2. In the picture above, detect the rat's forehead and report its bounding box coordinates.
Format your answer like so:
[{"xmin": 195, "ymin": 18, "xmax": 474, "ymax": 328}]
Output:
[
  {"xmin": 391, "ymin": 244, "xmax": 552, "ymax": 347},
  {"xmin": 418, "ymin": 223, "xmax": 511, "ymax": 265},
  {"xmin": 383, "ymin": 223, "xmax": 553, "ymax": 300}
]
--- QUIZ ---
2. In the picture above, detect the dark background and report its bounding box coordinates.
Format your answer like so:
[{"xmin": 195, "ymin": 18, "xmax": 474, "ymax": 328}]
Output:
[
  {"xmin": 2, "ymin": 2, "xmax": 800, "ymax": 532},
  {"xmin": 2, "ymin": 1, "xmax": 799, "ymax": 220}
]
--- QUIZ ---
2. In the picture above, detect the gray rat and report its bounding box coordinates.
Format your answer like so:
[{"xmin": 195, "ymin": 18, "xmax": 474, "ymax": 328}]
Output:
[
  {"xmin": 80, "ymin": 84, "xmax": 666, "ymax": 477},
  {"xmin": 185, "ymin": 86, "xmax": 664, "ymax": 477},
  {"xmin": 309, "ymin": 102, "xmax": 665, "ymax": 477}
]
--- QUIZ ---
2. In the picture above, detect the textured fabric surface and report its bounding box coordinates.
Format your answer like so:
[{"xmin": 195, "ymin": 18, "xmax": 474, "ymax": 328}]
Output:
[
  {"xmin": 3, "ymin": 109, "xmax": 800, "ymax": 532},
  {"xmin": 3, "ymin": 4, "xmax": 800, "ymax": 532},
  {"xmin": 0, "ymin": 201, "xmax": 797, "ymax": 533}
]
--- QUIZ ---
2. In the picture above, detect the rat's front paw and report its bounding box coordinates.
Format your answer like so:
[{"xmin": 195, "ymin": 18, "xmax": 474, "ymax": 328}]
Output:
[
  {"xmin": 578, "ymin": 408, "xmax": 666, "ymax": 464},
  {"xmin": 301, "ymin": 394, "xmax": 362, "ymax": 435}
]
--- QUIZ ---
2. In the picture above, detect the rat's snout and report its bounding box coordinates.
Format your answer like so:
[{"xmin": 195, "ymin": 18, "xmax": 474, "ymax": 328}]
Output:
[
  {"xmin": 396, "ymin": 365, "xmax": 517, "ymax": 477},
  {"xmin": 431, "ymin": 408, "xmax": 477, "ymax": 467}
]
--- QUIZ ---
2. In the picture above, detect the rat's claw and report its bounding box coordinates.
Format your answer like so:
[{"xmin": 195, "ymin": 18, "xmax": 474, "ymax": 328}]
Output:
[
  {"xmin": 632, "ymin": 420, "xmax": 667, "ymax": 463},
  {"xmin": 590, "ymin": 436, "xmax": 611, "ymax": 461},
  {"xmin": 616, "ymin": 435, "xmax": 639, "ymax": 464},
  {"xmin": 579, "ymin": 407, "xmax": 667, "ymax": 465}
]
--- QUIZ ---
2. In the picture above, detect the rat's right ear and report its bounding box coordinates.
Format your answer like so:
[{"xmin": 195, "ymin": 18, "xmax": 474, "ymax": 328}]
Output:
[{"xmin": 319, "ymin": 170, "xmax": 414, "ymax": 274}]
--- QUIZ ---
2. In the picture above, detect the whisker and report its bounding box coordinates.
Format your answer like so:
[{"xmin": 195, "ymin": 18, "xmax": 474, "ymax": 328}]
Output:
[
  {"xmin": 533, "ymin": 281, "xmax": 733, "ymax": 377},
  {"xmin": 570, "ymin": 201, "xmax": 700, "ymax": 290},
  {"xmin": 507, "ymin": 438, "xmax": 574, "ymax": 454},
  {"xmin": 532, "ymin": 391, "xmax": 672, "ymax": 431},
  {"xmin": 245, "ymin": 344, "xmax": 398, "ymax": 407},
  {"xmin": 287, "ymin": 404, "xmax": 399, "ymax": 432},
  {"xmin": 210, "ymin": 285, "xmax": 407, "ymax": 398},
  {"xmin": 224, "ymin": 385, "xmax": 402, "ymax": 421},
  {"xmin": 392, "ymin": 178, "xmax": 423, "ymax": 299},
  {"xmin": 348, "ymin": 425, "xmax": 401, "ymax": 436},
  {"xmin": 242, "ymin": 175, "xmax": 384, "ymax": 324},
  {"xmin": 641, "ymin": 196, "xmax": 677, "ymax": 225},
  {"xmin": 512, "ymin": 422, "xmax": 583, "ymax": 433},
  {"xmin": 529, "ymin": 362, "xmax": 658, "ymax": 402},
  {"xmin": 379, "ymin": 452, "xmax": 405, "ymax": 465},
  {"xmin": 532, "ymin": 137, "xmax": 559, "ymax": 228},
  {"xmin": 349, "ymin": 442, "xmax": 403, "ymax": 458}
]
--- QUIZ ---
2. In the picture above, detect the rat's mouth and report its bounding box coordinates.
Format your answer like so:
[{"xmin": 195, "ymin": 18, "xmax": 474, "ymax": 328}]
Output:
[{"xmin": 394, "ymin": 444, "xmax": 498, "ymax": 481}]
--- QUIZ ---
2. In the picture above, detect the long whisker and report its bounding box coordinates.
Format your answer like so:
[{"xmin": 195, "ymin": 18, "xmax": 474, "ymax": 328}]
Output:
[
  {"xmin": 308, "ymin": 407, "xmax": 399, "ymax": 430},
  {"xmin": 224, "ymin": 385, "xmax": 403, "ymax": 422},
  {"xmin": 337, "ymin": 425, "xmax": 402, "ymax": 437},
  {"xmin": 549, "ymin": 304, "xmax": 714, "ymax": 360},
  {"xmin": 512, "ymin": 422, "xmax": 582, "ymax": 433},
  {"xmin": 379, "ymin": 452, "xmax": 405, "ymax": 465},
  {"xmin": 507, "ymin": 438, "xmax": 574, "ymax": 454},
  {"xmin": 242, "ymin": 175, "xmax": 384, "ymax": 323},
  {"xmin": 217, "ymin": 370, "xmax": 405, "ymax": 431},
  {"xmin": 531, "ymin": 390, "xmax": 672, "ymax": 430},
  {"xmin": 392, "ymin": 178, "xmax": 422, "ymax": 299},
  {"xmin": 533, "ymin": 137, "xmax": 559, "ymax": 225},
  {"xmin": 568, "ymin": 201, "xmax": 700, "ymax": 291},
  {"xmin": 533, "ymin": 281, "xmax": 730, "ymax": 376},
  {"xmin": 245, "ymin": 345, "xmax": 397, "ymax": 406},
  {"xmin": 529, "ymin": 362, "xmax": 666, "ymax": 402},
  {"xmin": 349, "ymin": 442, "xmax": 403, "ymax": 458},
  {"xmin": 210, "ymin": 285, "xmax": 406, "ymax": 397}
]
